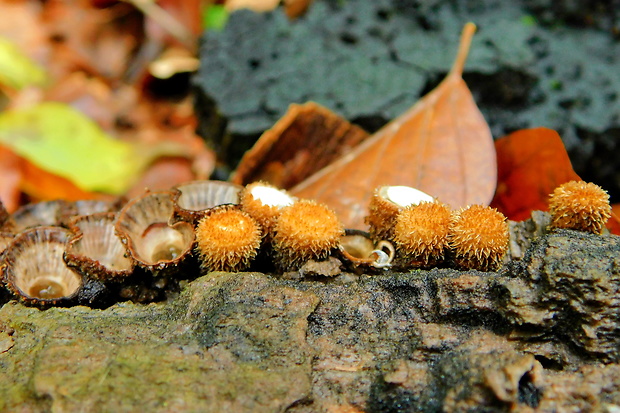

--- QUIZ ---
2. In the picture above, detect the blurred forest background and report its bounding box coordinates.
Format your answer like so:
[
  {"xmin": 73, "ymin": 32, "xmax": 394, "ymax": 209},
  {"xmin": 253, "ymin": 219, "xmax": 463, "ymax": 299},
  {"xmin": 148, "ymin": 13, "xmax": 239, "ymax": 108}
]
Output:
[{"xmin": 1, "ymin": 0, "xmax": 618, "ymax": 216}]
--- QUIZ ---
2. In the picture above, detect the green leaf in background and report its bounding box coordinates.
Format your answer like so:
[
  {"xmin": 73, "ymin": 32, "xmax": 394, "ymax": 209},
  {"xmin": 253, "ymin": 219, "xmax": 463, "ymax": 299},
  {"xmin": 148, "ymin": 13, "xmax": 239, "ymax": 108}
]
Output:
[
  {"xmin": 202, "ymin": 4, "xmax": 229, "ymax": 31},
  {"xmin": 0, "ymin": 36, "xmax": 48, "ymax": 90},
  {"xmin": 0, "ymin": 102, "xmax": 188, "ymax": 195}
]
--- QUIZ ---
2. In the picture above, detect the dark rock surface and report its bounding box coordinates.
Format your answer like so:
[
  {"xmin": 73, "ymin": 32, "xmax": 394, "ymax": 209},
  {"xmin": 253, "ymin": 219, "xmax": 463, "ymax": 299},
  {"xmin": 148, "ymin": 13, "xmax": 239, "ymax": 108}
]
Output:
[
  {"xmin": 3, "ymin": 227, "xmax": 620, "ymax": 411},
  {"xmin": 194, "ymin": 0, "xmax": 620, "ymax": 199}
]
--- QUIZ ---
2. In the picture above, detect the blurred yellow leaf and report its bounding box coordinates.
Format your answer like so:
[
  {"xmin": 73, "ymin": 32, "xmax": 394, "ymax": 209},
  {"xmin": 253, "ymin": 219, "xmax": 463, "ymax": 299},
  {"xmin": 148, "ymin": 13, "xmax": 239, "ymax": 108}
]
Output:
[
  {"xmin": 0, "ymin": 36, "xmax": 48, "ymax": 90},
  {"xmin": 0, "ymin": 102, "xmax": 190, "ymax": 195}
]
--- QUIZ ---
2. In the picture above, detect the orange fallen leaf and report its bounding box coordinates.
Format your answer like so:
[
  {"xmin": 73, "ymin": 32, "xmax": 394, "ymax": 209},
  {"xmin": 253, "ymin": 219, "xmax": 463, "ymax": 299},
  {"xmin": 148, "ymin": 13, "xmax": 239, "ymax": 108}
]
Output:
[
  {"xmin": 232, "ymin": 102, "xmax": 369, "ymax": 189},
  {"xmin": 0, "ymin": 146, "xmax": 23, "ymax": 212},
  {"xmin": 20, "ymin": 156, "xmax": 110, "ymax": 203},
  {"xmin": 490, "ymin": 127, "xmax": 581, "ymax": 221},
  {"xmin": 0, "ymin": 144, "xmax": 111, "ymax": 212},
  {"xmin": 290, "ymin": 23, "xmax": 496, "ymax": 229},
  {"xmin": 608, "ymin": 205, "xmax": 620, "ymax": 235}
]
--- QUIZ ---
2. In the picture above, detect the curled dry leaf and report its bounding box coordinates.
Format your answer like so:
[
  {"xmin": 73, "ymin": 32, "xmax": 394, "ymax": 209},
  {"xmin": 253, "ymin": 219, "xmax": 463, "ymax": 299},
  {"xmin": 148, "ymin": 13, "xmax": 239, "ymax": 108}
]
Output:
[
  {"xmin": 290, "ymin": 23, "xmax": 496, "ymax": 229},
  {"xmin": 232, "ymin": 101, "xmax": 369, "ymax": 189},
  {"xmin": 490, "ymin": 127, "xmax": 581, "ymax": 221}
]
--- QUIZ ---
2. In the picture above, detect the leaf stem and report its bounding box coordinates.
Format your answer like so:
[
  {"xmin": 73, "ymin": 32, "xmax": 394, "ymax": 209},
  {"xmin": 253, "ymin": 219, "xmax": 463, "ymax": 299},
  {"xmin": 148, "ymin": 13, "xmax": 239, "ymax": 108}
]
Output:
[
  {"xmin": 450, "ymin": 22, "xmax": 476, "ymax": 77},
  {"xmin": 125, "ymin": 0, "xmax": 196, "ymax": 50}
]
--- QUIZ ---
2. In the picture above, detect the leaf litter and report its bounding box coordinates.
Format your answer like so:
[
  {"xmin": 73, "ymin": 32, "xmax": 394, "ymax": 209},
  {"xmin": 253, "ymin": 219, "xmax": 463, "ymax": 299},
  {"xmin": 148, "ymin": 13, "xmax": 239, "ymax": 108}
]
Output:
[
  {"xmin": 0, "ymin": 0, "xmax": 214, "ymax": 211},
  {"xmin": 0, "ymin": 1, "xmax": 614, "ymax": 235}
]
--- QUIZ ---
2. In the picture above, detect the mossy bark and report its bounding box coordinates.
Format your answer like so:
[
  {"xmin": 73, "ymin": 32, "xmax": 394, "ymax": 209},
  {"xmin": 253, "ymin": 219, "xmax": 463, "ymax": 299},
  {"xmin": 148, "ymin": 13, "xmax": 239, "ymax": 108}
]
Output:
[{"xmin": 2, "ymin": 228, "xmax": 620, "ymax": 411}]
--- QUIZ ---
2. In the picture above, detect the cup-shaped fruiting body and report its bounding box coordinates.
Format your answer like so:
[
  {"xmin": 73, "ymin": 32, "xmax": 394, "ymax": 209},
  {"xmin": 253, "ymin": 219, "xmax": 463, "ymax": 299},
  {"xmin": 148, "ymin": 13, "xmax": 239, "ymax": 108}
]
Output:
[
  {"xmin": 1, "ymin": 226, "xmax": 83, "ymax": 306},
  {"xmin": 58, "ymin": 199, "xmax": 118, "ymax": 228},
  {"xmin": 549, "ymin": 180, "xmax": 612, "ymax": 235},
  {"xmin": 338, "ymin": 229, "xmax": 394, "ymax": 270},
  {"xmin": 195, "ymin": 205, "xmax": 262, "ymax": 272},
  {"xmin": 12, "ymin": 200, "xmax": 69, "ymax": 232},
  {"xmin": 172, "ymin": 180, "xmax": 243, "ymax": 224},
  {"xmin": 0, "ymin": 199, "xmax": 14, "ymax": 232},
  {"xmin": 115, "ymin": 191, "xmax": 195, "ymax": 272},
  {"xmin": 365, "ymin": 185, "xmax": 434, "ymax": 242},
  {"xmin": 64, "ymin": 212, "xmax": 135, "ymax": 282},
  {"xmin": 0, "ymin": 232, "xmax": 15, "ymax": 255},
  {"xmin": 272, "ymin": 200, "xmax": 345, "ymax": 271},
  {"xmin": 239, "ymin": 181, "xmax": 296, "ymax": 239},
  {"xmin": 448, "ymin": 205, "xmax": 509, "ymax": 272},
  {"xmin": 393, "ymin": 201, "xmax": 452, "ymax": 268}
]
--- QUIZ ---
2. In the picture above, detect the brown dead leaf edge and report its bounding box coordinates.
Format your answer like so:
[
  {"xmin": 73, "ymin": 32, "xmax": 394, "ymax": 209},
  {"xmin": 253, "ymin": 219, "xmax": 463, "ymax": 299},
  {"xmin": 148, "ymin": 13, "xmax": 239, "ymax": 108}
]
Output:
[
  {"xmin": 290, "ymin": 23, "xmax": 496, "ymax": 229},
  {"xmin": 232, "ymin": 102, "xmax": 369, "ymax": 189}
]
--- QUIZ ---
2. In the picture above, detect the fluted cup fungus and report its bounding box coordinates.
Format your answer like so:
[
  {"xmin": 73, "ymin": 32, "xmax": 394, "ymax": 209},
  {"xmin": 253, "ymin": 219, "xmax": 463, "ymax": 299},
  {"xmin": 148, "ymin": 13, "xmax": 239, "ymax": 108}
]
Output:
[
  {"xmin": 171, "ymin": 180, "xmax": 243, "ymax": 224},
  {"xmin": 64, "ymin": 212, "xmax": 135, "ymax": 282},
  {"xmin": 115, "ymin": 190, "xmax": 195, "ymax": 272},
  {"xmin": 1, "ymin": 226, "xmax": 83, "ymax": 306}
]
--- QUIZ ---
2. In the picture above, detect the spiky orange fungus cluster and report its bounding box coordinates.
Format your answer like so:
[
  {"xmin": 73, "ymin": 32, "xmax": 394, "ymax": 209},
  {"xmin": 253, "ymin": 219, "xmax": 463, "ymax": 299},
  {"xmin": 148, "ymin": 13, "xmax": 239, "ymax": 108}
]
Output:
[
  {"xmin": 239, "ymin": 181, "xmax": 296, "ymax": 238},
  {"xmin": 393, "ymin": 201, "xmax": 452, "ymax": 268},
  {"xmin": 272, "ymin": 200, "xmax": 345, "ymax": 270},
  {"xmin": 195, "ymin": 206, "xmax": 262, "ymax": 272},
  {"xmin": 366, "ymin": 185, "xmax": 434, "ymax": 242},
  {"xmin": 448, "ymin": 205, "xmax": 509, "ymax": 272},
  {"xmin": 549, "ymin": 180, "xmax": 611, "ymax": 235}
]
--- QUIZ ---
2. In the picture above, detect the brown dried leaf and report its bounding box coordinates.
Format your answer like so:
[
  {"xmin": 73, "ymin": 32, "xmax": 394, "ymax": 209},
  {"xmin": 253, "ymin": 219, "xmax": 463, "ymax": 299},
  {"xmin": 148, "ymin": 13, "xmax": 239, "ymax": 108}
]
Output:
[
  {"xmin": 232, "ymin": 102, "xmax": 369, "ymax": 189},
  {"xmin": 291, "ymin": 23, "xmax": 496, "ymax": 229}
]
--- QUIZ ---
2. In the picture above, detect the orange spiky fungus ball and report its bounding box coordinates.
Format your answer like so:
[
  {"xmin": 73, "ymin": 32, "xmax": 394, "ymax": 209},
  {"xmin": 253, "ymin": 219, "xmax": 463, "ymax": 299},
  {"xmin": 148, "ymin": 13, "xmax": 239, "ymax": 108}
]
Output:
[
  {"xmin": 272, "ymin": 199, "xmax": 345, "ymax": 271},
  {"xmin": 239, "ymin": 181, "xmax": 296, "ymax": 240},
  {"xmin": 393, "ymin": 201, "xmax": 452, "ymax": 268},
  {"xmin": 448, "ymin": 205, "xmax": 509, "ymax": 272},
  {"xmin": 365, "ymin": 185, "xmax": 434, "ymax": 242},
  {"xmin": 195, "ymin": 205, "xmax": 262, "ymax": 272},
  {"xmin": 548, "ymin": 180, "xmax": 611, "ymax": 235}
]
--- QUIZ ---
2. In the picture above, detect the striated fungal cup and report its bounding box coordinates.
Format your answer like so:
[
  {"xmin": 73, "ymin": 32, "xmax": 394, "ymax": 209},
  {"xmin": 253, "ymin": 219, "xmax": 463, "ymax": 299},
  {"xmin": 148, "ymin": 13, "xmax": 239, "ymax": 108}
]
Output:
[
  {"xmin": 12, "ymin": 200, "xmax": 69, "ymax": 232},
  {"xmin": 272, "ymin": 199, "xmax": 345, "ymax": 271},
  {"xmin": 0, "ymin": 232, "xmax": 15, "ymax": 255},
  {"xmin": 549, "ymin": 180, "xmax": 612, "ymax": 235},
  {"xmin": 172, "ymin": 180, "xmax": 243, "ymax": 224},
  {"xmin": 448, "ymin": 205, "xmax": 509, "ymax": 272},
  {"xmin": 0, "ymin": 199, "xmax": 14, "ymax": 232},
  {"xmin": 393, "ymin": 201, "xmax": 452, "ymax": 268},
  {"xmin": 365, "ymin": 185, "xmax": 434, "ymax": 242},
  {"xmin": 115, "ymin": 191, "xmax": 195, "ymax": 271},
  {"xmin": 239, "ymin": 181, "xmax": 296, "ymax": 239},
  {"xmin": 58, "ymin": 199, "xmax": 119, "ymax": 228},
  {"xmin": 195, "ymin": 205, "xmax": 262, "ymax": 272},
  {"xmin": 64, "ymin": 212, "xmax": 135, "ymax": 282},
  {"xmin": 1, "ymin": 226, "xmax": 83, "ymax": 306}
]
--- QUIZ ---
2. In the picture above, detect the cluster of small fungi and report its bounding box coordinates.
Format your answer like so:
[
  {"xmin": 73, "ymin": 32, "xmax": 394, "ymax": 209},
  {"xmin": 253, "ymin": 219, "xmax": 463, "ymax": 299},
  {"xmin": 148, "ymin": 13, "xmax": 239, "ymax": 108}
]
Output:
[{"xmin": 0, "ymin": 179, "xmax": 612, "ymax": 308}]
